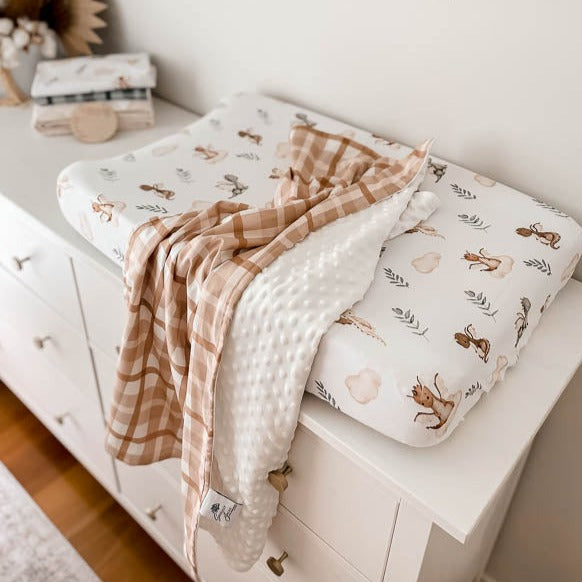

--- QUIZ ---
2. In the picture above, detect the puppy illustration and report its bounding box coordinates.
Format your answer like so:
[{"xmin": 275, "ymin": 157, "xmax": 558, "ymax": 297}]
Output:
[
  {"xmin": 409, "ymin": 373, "xmax": 455, "ymax": 430},
  {"xmin": 140, "ymin": 183, "xmax": 175, "ymax": 200},
  {"xmin": 516, "ymin": 223, "xmax": 561, "ymax": 249},
  {"xmin": 454, "ymin": 324, "xmax": 490, "ymax": 363},
  {"xmin": 91, "ymin": 194, "xmax": 126, "ymax": 226},
  {"xmin": 238, "ymin": 128, "xmax": 262, "ymax": 145}
]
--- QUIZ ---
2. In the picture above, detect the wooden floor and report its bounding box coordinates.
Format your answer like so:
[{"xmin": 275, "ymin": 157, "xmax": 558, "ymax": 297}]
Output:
[{"xmin": 0, "ymin": 383, "xmax": 190, "ymax": 582}]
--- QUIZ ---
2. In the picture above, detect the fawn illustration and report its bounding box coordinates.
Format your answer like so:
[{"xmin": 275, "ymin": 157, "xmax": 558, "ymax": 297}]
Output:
[
  {"xmin": 91, "ymin": 194, "xmax": 126, "ymax": 225},
  {"xmin": 409, "ymin": 373, "xmax": 455, "ymax": 430},
  {"xmin": 427, "ymin": 158, "xmax": 447, "ymax": 182},
  {"xmin": 463, "ymin": 248, "xmax": 514, "ymax": 278},
  {"xmin": 269, "ymin": 167, "xmax": 285, "ymax": 180},
  {"xmin": 372, "ymin": 133, "xmax": 398, "ymax": 147},
  {"xmin": 405, "ymin": 221, "xmax": 445, "ymax": 239},
  {"xmin": 454, "ymin": 324, "xmax": 491, "ymax": 363},
  {"xmin": 337, "ymin": 309, "xmax": 386, "ymax": 345},
  {"xmin": 215, "ymin": 174, "xmax": 248, "ymax": 198},
  {"xmin": 294, "ymin": 112, "xmax": 317, "ymax": 127},
  {"xmin": 463, "ymin": 248, "xmax": 501, "ymax": 272},
  {"xmin": 515, "ymin": 223, "xmax": 561, "ymax": 249},
  {"xmin": 193, "ymin": 145, "xmax": 224, "ymax": 162},
  {"xmin": 140, "ymin": 183, "xmax": 175, "ymax": 200},
  {"xmin": 514, "ymin": 297, "xmax": 531, "ymax": 348},
  {"xmin": 238, "ymin": 128, "xmax": 262, "ymax": 145}
]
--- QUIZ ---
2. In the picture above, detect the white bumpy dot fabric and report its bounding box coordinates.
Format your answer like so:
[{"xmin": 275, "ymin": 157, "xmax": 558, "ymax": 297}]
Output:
[{"xmin": 201, "ymin": 182, "xmax": 437, "ymax": 570}]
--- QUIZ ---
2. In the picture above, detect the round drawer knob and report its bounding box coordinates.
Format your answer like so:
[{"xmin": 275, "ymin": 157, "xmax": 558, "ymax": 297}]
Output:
[
  {"xmin": 268, "ymin": 463, "xmax": 292, "ymax": 493},
  {"xmin": 32, "ymin": 336, "xmax": 51, "ymax": 350},
  {"xmin": 54, "ymin": 412, "xmax": 71, "ymax": 425},
  {"xmin": 267, "ymin": 551, "xmax": 288, "ymax": 576},
  {"xmin": 145, "ymin": 503, "xmax": 162, "ymax": 521},
  {"xmin": 11, "ymin": 255, "xmax": 31, "ymax": 272}
]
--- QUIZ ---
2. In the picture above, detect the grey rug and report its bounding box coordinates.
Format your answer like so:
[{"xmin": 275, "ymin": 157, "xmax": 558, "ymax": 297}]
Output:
[{"xmin": 0, "ymin": 462, "xmax": 100, "ymax": 581}]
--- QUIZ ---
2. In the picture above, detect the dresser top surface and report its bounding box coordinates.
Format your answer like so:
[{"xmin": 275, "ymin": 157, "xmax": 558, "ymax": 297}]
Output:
[
  {"xmin": 1, "ymin": 98, "xmax": 580, "ymax": 545},
  {"xmin": 0, "ymin": 98, "xmax": 197, "ymax": 279}
]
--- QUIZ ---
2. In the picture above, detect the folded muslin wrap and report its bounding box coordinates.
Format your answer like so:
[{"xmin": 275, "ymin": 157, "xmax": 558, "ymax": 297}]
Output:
[
  {"xmin": 32, "ymin": 95, "xmax": 155, "ymax": 136},
  {"xmin": 30, "ymin": 53, "xmax": 156, "ymax": 98}
]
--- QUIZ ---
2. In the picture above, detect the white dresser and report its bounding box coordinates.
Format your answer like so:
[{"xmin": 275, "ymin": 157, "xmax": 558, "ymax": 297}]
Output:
[{"xmin": 1, "ymin": 99, "xmax": 581, "ymax": 582}]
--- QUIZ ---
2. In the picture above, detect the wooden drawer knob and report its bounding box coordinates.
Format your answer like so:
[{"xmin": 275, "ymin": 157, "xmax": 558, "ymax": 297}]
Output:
[
  {"xmin": 145, "ymin": 503, "xmax": 162, "ymax": 521},
  {"xmin": 32, "ymin": 336, "xmax": 51, "ymax": 350},
  {"xmin": 54, "ymin": 412, "xmax": 71, "ymax": 425},
  {"xmin": 268, "ymin": 463, "xmax": 292, "ymax": 493},
  {"xmin": 267, "ymin": 551, "xmax": 288, "ymax": 576},
  {"xmin": 11, "ymin": 255, "xmax": 31, "ymax": 271}
]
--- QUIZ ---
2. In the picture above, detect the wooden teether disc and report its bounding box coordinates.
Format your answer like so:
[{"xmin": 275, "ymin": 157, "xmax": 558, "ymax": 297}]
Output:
[{"xmin": 71, "ymin": 102, "xmax": 118, "ymax": 143}]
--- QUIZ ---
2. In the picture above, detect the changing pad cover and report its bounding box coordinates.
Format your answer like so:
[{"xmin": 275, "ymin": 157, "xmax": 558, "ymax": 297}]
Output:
[{"xmin": 58, "ymin": 93, "xmax": 582, "ymax": 447}]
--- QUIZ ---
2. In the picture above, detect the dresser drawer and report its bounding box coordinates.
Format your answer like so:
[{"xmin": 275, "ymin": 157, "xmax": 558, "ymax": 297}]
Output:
[
  {"xmin": 46, "ymin": 376, "xmax": 117, "ymax": 494},
  {"xmin": 199, "ymin": 508, "xmax": 368, "ymax": 582},
  {"xmin": 281, "ymin": 426, "xmax": 398, "ymax": 581},
  {"xmin": 0, "ymin": 208, "xmax": 83, "ymax": 329},
  {"xmin": 0, "ymin": 317, "xmax": 116, "ymax": 493},
  {"xmin": 116, "ymin": 461, "xmax": 185, "ymax": 554},
  {"xmin": 260, "ymin": 507, "xmax": 368, "ymax": 582},
  {"xmin": 198, "ymin": 530, "xmax": 275, "ymax": 582},
  {"xmin": 74, "ymin": 258, "xmax": 125, "ymax": 360},
  {"xmin": 0, "ymin": 266, "xmax": 96, "ymax": 400},
  {"xmin": 115, "ymin": 458, "xmax": 367, "ymax": 582},
  {"xmin": 92, "ymin": 344, "xmax": 117, "ymax": 414},
  {"xmin": 0, "ymin": 318, "xmax": 44, "ymax": 405}
]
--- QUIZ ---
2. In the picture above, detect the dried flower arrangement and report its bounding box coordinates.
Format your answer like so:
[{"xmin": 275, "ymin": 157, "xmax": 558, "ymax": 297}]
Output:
[{"xmin": 0, "ymin": 0, "xmax": 106, "ymax": 105}]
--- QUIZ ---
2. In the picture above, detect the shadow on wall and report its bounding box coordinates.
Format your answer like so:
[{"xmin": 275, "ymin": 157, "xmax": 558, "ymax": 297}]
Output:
[{"xmin": 486, "ymin": 365, "xmax": 582, "ymax": 582}]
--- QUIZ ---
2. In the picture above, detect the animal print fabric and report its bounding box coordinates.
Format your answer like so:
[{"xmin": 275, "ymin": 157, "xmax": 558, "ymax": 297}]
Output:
[
  {"xmin": 104, "ymin": 123, "xmax": 430, "ymax": 575},
  {"xmin": 57, "ymin": 92, "xmax": 582, "ymax": 572},
  {"xmin": 57, "ymin": 92, "xmax": 582, "ymax": 447},
  {"xmin": 310, "ymin": 168, "xmax": 581, "ymax": 442}
]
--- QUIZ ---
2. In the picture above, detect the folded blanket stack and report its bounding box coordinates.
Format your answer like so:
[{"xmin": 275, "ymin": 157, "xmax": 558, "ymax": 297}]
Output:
[{"xmin": 30, "ymin": 53, "xmax": 156, "ymax": 136}]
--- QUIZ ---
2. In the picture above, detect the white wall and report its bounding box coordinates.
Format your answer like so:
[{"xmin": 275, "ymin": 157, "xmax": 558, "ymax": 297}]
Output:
[
  {"xmin": 103, "ymin": 0, "xmax": 582, "ymax": 280},
  {"xmin": 100, "ymin": 3, "xmax": 582, "ymax": 580},
  {"xmin": 487, "ymin": 365, "xmax": 582, "ymax": 582}
]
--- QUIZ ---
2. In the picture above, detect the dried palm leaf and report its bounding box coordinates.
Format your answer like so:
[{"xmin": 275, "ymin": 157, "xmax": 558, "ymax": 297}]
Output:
[{"xmin": 41, "ymin": 0, "xmax": 106, "ymax": 55}]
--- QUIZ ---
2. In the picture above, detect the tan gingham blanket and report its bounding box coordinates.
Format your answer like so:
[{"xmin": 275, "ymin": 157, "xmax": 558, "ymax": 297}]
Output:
[{"xmin": 105, "ymin": 125, "xmax": 430, "ymax": 574}]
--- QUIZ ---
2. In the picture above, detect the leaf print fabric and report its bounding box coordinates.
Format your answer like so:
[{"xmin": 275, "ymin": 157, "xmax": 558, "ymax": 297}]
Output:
[
  {"xmin": 523, "ymin": 257, "xmax": 552, "ymax": 276},
  {"xmin": 384, "ymin": 267, "xmax": 409, "ymax": 287},
  {"xmin": 464, "ymin": 290, "xmax": 498, "ymax": 320}
]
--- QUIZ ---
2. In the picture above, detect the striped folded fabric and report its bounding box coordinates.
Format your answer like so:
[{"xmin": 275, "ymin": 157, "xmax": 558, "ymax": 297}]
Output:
[
  {"xmin": 32, "ymin": 97, "xmax": 155, "ymax": 136},
  {"xmin": 105, "ymin": 124, "xmax": 430, "ymax": 576},
  {"xmin": 34, "ymin": 88, "xmax": 150, "ymax": 106}
]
